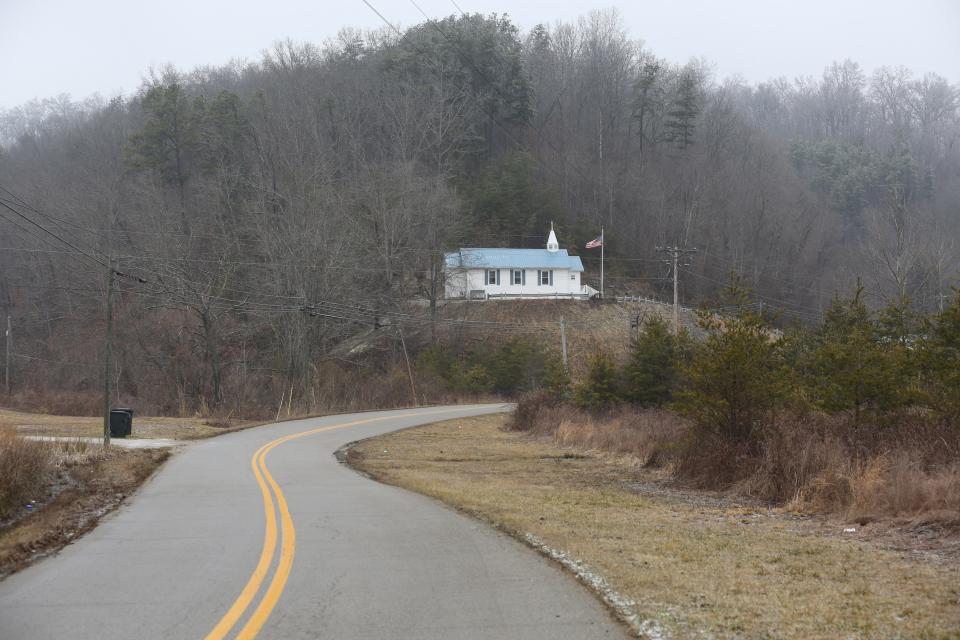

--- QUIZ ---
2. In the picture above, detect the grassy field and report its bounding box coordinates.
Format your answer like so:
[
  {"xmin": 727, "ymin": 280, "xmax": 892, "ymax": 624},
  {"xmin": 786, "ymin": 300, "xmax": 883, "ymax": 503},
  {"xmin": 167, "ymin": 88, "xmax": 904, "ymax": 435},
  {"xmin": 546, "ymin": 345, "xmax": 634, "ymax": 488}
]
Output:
[
  {"xmin": 0, "ymin": 408, "xmax": 250, "ymax": 440},
  {"xmin": 347, "ymin": 414, "xmax": 960, "ymax": 639}
]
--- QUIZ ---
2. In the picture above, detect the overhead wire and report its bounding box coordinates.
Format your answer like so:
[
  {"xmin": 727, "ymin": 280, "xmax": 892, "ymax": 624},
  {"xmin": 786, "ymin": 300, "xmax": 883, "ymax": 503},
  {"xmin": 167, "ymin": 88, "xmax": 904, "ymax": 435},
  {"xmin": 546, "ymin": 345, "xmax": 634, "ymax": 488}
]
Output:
[
  {"xmin": 11, "ymin": 352, "xmax": 97, "ymax": 368},
  {"xmin": 0, "ymin": 197, "xmax": 109, "ymax": 272},
  {"xmin": 699, "ymin": 249, "xmax": 844, "ymax": 300},
  {"xmin": 683, "ymin": 269, "xmax": 823, "ymax": 321},
  {"xmin": 0, "ymin": 186, "xmax": 592, "ymax": 331},
  {"xmin": 0, "ymin": 186, "xmax": 315, "ymax": 315},
  {"xmin": 0, "ymin": 208, "xmax": 105, "ymax": 280}
]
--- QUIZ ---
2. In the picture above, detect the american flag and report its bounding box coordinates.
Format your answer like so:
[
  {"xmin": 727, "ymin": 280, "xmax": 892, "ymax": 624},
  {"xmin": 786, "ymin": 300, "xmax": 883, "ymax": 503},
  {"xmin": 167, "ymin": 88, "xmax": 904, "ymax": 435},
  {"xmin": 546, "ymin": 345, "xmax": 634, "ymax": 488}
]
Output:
[{"xmin": 585, "ymin": 235, "xmax": 603, "ymax": 249}]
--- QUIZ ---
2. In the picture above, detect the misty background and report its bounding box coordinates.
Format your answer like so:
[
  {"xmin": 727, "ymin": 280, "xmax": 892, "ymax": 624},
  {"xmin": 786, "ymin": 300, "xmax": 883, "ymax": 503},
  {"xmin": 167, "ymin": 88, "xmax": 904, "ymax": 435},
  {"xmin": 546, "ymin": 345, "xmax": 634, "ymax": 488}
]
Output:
[{"xmin": 2, "ymin": 0, "xmax": 959, "ymax": 110}]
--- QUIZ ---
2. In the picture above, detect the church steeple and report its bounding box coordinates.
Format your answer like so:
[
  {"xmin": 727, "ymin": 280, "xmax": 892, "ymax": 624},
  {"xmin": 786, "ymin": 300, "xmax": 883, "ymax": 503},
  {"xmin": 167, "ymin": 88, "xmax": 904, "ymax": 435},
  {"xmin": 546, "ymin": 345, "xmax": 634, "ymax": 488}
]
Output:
[{"xmin": 546, "ymin": 222, "xmax": 559, "ymax": 252}]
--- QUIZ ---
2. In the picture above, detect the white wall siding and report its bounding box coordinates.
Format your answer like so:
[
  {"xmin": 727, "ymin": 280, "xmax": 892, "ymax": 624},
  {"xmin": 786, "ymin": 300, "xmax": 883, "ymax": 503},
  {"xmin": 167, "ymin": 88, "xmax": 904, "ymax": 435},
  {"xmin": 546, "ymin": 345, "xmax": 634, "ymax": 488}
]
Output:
[{"xmin": 445, "ymin": 268, "xmax": 585, "ymax": 299}]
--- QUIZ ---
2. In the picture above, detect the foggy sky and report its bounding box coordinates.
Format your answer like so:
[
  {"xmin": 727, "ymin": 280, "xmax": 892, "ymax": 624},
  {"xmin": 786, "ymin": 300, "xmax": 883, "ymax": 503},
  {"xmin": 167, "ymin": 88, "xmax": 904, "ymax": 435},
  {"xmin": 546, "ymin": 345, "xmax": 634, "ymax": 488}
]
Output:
[{"xmin": 1, "ymin": 0, "xmax": 958, "ymax": 110}]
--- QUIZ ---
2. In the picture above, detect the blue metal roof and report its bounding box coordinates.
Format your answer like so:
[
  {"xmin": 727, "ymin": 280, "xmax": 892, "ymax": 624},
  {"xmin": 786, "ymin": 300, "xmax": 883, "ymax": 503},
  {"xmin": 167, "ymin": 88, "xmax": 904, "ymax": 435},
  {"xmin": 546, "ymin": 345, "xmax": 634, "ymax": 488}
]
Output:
[{"xmin": 445, "ymin": 248, "xmax": 584, "ymax": 272}]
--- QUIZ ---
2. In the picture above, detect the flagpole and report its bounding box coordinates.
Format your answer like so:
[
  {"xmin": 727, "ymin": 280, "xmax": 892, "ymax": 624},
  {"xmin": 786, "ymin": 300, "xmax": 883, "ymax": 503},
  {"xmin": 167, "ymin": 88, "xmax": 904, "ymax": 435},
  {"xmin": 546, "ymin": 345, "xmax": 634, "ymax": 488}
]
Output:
[{"xmin": 600, "ymin": 226, "xmax": 604, "ymax": 299}]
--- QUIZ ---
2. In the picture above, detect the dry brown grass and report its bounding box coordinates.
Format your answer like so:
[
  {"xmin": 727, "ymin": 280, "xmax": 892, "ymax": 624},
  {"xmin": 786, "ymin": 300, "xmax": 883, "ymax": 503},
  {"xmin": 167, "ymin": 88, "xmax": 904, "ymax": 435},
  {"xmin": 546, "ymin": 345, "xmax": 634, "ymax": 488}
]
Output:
[
  {"xmin": 525, "ymin": 404, "xmax": 688, "ymax": 467},
  {"xmin": 349, "ymin": 414, "xmax": 960, "ymax": 639},
  {"xmin": 6, "ymin": 389, "xmax": 102, "ymax": 417},
  {"xmin": 514, "ymin": 394, "xmax": 960, "ymax": 528},
  {"xmin": 0, "ymin": 428, "xmax": 56, "ymax": 520},
  {"xmin": 747, "ymin": 414, "xmax": 960, "ymax": 528},
  {"xmin": 0, "ymin": 408, "xmax": 250, "ymax": 440},
  {"xmin": 790, "ymin": 452, "xmax": 960, "ymax": 524},
  {"xmin": 433, "ymin": 299, "xmax": 700, "ymax": 377}
]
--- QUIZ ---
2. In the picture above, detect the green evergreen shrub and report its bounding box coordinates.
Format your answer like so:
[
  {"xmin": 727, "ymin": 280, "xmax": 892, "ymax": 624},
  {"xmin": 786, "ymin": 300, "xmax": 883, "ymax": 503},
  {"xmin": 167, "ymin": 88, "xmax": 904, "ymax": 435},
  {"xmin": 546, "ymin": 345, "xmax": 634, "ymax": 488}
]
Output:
[
  {"xmin": 541, "ymin": 354, "xmax": 570, "ymax": 400},
  {"xmin": 485, "ymin": 337, "xmax": 546, "ymax": 395},
  {"xmin": 920, "ymin": 290, "xmax": 960, "ymax": 420},
  {"xmin": 623, "ymin": 315, "xmax": 686, "ymax": 407},
  {"xmin": 573, "ymin": 351, "xmax": 621, "ymax": 411},
  {"xmin": 801, "ymin": 286, "xmax": 912, "ymax": 422},
  {"xmin": 674, "ymin": 284, "xmax": 786, "ymax": 447}
]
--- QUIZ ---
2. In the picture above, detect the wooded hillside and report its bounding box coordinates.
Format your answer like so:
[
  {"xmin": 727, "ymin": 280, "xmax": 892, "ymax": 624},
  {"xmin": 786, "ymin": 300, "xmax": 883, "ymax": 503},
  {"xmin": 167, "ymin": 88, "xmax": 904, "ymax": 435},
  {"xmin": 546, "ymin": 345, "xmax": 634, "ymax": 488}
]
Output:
[{"xmin": 1, "ymin": 11, "xmax": 958, "ymax": 416}]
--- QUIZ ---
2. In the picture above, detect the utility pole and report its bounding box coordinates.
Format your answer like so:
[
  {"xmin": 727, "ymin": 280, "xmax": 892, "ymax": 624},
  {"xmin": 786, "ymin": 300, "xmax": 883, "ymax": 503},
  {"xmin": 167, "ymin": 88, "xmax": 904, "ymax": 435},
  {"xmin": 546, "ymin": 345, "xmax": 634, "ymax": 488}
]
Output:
[
  {"xmin": 102, "ymin": 256, "xmax": 114, "ymax": 446},
  {"xmin": 397, "ymin": 325, "xmax": 418, "ymax": 406},
  {"xmin": 630, "ymin": 312, "xmax": 643, "ymax": 345},
  {"xmin": 559, "ymin": 316, "xmax": 568, "ymax": 371},
  {"xmin": 239, "ymin": 339, "xmax": 246, "ymax": 420},
  {"xmin": 600, "ymin": 226, "xmax": 605, "ymax": 299},
  {"xmin": 657, "ymin": 245, "xmax": 698, "ymax": 335},
  {"xmin": 5, "ymin": 315, "xmax": 10, "ymax": 396}
]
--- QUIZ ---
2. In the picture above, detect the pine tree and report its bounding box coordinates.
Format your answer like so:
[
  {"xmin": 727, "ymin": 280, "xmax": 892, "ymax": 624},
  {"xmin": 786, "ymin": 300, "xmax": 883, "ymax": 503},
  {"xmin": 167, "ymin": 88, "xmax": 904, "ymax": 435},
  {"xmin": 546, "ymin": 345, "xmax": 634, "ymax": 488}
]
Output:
[
  {"xmin": 664, "ymin": 67, "xmax": 701, "ymax": 149},
  {"xmin": 486, "ymin": 337, "xmax": 545, "ymax": 395},
  {"xmin": 675, "ymin": 282, "xmax": 785, "ymax": 446},
  {"xmin": 623, "ymin": 315, "xmax": 683, "ymax": 406},
  {"xmin": 802, "ymin": 285, "xmax": 908, "ymax": 422},
  {"xmin": 920, "ymin": 289, "xmax": 960, "ymax": 419},
  {"xmin": 126, "ymin": 80, "xmax": 201, "ymax": 198},
  {"xmin": 633, "ymin": 59, "xmax": 665, "ymax": 155},
  {"xmin": 573, "ymin": 352, "xmax": 621, "ymax": 411},
  {"xmin": 541, "ymin": 354, "xmax": 570, "ymax": 400}
]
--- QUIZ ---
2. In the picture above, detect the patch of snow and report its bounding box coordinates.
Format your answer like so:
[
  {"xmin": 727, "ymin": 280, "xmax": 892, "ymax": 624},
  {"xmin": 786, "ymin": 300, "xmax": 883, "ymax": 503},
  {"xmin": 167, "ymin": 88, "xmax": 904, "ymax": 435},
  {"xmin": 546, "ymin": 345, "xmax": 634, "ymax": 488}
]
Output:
[{"xmin": 524, "ymin": 532, "xmax": 668, "ymax": 639}]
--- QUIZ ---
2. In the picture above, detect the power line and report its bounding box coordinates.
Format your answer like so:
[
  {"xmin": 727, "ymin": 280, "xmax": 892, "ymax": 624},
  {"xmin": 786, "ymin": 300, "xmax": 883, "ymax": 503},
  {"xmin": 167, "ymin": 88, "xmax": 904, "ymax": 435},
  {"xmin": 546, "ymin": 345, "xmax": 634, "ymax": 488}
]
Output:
[
  {"xmin": 0, "ymin": 189, "xmax": 317, "ymax": 312},
  {"xmin": 0, "ymin": 186, "xmax": 624, "ymax": 333},
  {"xmin": 683, "ymin": 269, "xmax": 823, "ymax": 320},
  {"xmin": 0, "ymin": 196, "xmax": 108, "ymax": 272},
  {"xmin": 657, "ymin": 245, "xmax": 698, "ymax": 335},
  {"xmin": 0, "ymin": 209, "xmax": 105, "ymax": 280},
  {"xmin": 12, "ymin": 352, "xmax": 97, "ymax": 369},
  {"xmin": 700, "ymin": 249, "xmax": 842, "ymax": 300}
]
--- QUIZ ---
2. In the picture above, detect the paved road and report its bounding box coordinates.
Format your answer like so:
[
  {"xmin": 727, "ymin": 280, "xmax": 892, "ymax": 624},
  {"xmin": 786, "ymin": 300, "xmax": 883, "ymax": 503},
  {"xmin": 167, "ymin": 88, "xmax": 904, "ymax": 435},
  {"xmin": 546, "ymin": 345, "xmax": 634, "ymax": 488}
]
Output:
[{"xmin": 0, "ymin": 405, "xmax": 628, "ymax": 639}]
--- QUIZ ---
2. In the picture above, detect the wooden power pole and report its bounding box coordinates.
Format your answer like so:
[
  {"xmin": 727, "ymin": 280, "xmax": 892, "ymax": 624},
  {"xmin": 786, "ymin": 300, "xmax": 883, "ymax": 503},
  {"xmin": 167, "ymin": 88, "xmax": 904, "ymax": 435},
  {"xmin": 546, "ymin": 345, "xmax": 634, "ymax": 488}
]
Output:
[
  {"xmin": 4, "ymin": 315, "xmax": 10, "ymax": 396},
  {"xmin": 397, "ymin": 325, "xmax": 418, "ymax": 406},
  {"xmin": 102, "ymin": 257, "xmax": 114, "ymax": 446},
  {"xmin": 559, "ymin": 316, "xmax": 568, "ymax": 371},
  {"xmin": 657, "ymin": 246, "xmax": 698, "ymax": 335}
]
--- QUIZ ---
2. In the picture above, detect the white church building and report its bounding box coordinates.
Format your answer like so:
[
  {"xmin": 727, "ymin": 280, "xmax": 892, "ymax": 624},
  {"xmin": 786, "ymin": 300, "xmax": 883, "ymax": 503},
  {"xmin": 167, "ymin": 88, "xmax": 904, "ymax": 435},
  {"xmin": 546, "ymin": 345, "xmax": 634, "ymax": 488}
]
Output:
[{"xmin": 444, "ymin": 226, "xmax": 597, "ymax": 300}]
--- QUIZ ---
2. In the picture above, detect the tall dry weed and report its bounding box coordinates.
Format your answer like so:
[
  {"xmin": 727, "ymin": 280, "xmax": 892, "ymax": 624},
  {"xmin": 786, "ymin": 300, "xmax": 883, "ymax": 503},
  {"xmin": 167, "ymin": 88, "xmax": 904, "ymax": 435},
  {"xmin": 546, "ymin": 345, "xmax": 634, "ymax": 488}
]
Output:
[
  {"xmin": 513, "ymin": 400, "xmax": 688, "ymax": 466},
  {"xmin": 847, "ymin": 455, "xmax": 960, "ymax": 521},
  {"xmin": 513, "ymin": 400, "xmax": 960, "ymax": 525},
  {"xmin": 8, "ymin": 390, "xmax": 101, "ymax": 417},
  {"xmin": 0, "ymin": 428, "xmax": 56, "ymax": 519},
  {"xmin": 747, "ymin": 414, "xmax": 850, "ymax": 503},
  {"xmin": 765, "ymin": 415, "xmax": 960, "ymax": 524}
]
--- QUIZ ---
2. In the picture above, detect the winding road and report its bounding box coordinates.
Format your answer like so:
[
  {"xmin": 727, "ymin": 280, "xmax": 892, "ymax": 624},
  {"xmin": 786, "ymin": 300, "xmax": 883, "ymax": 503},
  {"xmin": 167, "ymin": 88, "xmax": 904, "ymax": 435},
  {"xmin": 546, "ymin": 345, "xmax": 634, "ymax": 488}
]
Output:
[{"xmin": 0, "ymin": 405, "xmax": 627, "ymax": 639}]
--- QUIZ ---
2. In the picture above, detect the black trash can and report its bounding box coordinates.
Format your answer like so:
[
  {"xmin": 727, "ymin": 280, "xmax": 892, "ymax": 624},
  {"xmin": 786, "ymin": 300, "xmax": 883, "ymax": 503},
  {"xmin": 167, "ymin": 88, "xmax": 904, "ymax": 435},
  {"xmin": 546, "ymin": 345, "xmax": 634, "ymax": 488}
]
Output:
[{"xmin": 109, "ymin": 408, "xmax": 133, "ymax": 438}]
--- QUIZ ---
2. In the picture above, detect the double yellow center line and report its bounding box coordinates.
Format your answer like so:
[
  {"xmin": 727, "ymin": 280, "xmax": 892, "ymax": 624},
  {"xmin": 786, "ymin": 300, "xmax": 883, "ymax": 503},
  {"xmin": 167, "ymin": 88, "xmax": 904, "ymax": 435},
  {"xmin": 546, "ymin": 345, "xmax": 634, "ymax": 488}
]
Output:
[{"xmin": 204, "ymin": 408, "xmax": 474, "ymax": 640}]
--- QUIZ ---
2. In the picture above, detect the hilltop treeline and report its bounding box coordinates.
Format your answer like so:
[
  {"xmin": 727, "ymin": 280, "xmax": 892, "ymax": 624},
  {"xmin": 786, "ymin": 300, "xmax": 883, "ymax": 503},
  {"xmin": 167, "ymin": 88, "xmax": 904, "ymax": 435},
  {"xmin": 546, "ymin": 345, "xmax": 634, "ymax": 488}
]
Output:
[{"xmin": 0, "ymin": 11, "xmax": 958, "ymax": 415}]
